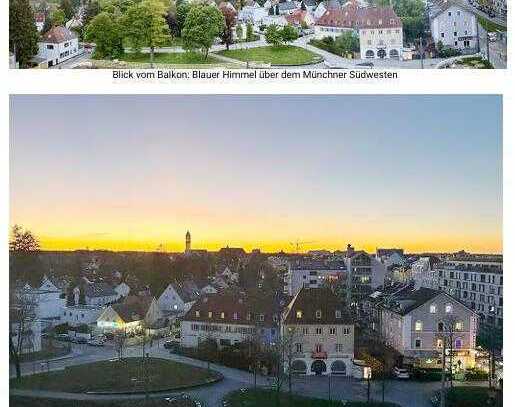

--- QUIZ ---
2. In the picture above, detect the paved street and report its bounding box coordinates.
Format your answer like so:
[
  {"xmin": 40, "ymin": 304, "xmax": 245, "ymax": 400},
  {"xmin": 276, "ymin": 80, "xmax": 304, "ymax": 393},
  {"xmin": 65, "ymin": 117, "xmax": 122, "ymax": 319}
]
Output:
[{"xmin": 10, "ymin": 340, "xmax": 489, "ymax": 407}]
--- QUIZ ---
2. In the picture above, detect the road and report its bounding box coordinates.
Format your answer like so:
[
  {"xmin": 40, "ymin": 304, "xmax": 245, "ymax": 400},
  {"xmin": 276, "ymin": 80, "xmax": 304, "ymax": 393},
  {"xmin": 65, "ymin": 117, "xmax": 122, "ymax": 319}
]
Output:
[
  {"xmin": 10, "ymin": 340, "xmax": 489, "ymax": 407},
  {"xmin": 454, "ymin": 0, "xmax": 507, "ymax": 28}
]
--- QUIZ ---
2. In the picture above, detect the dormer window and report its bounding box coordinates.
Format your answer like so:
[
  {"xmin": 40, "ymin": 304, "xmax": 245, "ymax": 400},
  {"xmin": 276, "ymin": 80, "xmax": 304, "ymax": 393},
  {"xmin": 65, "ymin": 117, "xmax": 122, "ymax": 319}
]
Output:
[
  {"xmin": 208, "ymin": 311, "xmax": 212, "ymax": 319},
  {"xmin": 195, "ymin": 311, "xmax": 200, "ymax": 318},
  {"xmin": 315, "ymin": 310, "xmax": 322, "ymax": 319},
  {"xmin": 335, "ymin": 310, "xmax": 342, "ymax": 318},
  {"xmin": 259, "ymin": 314, "xmax": 265, "ymax": 321},
  {"xmin": 247, "ymin": 312, "xmax": 252, "ymax": 320},
  {"xmin": 296, "ymin": 310, "xmax": 303, "ymax": 319},
  {"xmin": 378, "ymin": 19, "xmax": 382, "ymax": 25},
  {"xmin": 220, "ymin": 312, "xmax": 225, "ymax": 319},
  {"xmin": 273, "ymin": 314, "xmax": 278, "ymax": 322},
  {"xmin": 233, "ymin": 312, "xmax": 238, "ymax": 320}
]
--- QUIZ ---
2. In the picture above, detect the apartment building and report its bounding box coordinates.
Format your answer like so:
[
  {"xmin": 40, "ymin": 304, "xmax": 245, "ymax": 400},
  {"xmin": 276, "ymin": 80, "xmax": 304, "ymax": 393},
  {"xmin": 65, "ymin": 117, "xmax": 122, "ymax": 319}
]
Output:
[
  {"xmin": 436, "ymin": 255, "xmax": 503, "ymax": 328},
  {"xmin": 379, "ymin": 287, "xmax": 478, "ymax": 370},
  {"xmin": 281, "ymin": 287, "xmax": 354, "ymax": 375},
  {"xmin": 180, "ymin": 293, "xmax": 280, "ymax": 348}
]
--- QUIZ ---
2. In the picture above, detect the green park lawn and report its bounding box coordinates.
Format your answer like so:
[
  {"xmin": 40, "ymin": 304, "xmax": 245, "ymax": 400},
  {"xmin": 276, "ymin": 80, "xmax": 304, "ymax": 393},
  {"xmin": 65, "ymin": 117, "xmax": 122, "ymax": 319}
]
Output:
[
  {"xmin": 225, "ymin": 388, "xmax": 401, "ymax": 407},
  {"xmin": 120, "ymin": 52, "xmax": 218, "ymax": 65},
  {"xmin": 446, "ymin": 386, "xmax": 501, "ymax": 407},
  {"xmin": 10, "ymin": 397, "xmax": 197, "ymax": 407},
  {"xmin": 217, "ymin": 45, "xmax": 322, "ymax": 66},
  {"xmin": 10, "ymin": 357, "xmax": 220, "ymax": 393}
]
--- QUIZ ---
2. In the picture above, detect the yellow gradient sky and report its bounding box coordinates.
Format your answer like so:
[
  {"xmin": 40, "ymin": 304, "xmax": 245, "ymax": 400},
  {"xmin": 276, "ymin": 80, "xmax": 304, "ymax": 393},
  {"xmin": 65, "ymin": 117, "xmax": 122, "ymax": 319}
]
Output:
[{"xmin": 10, "ymin": 96, "xmax": 503, "ymax": 254}]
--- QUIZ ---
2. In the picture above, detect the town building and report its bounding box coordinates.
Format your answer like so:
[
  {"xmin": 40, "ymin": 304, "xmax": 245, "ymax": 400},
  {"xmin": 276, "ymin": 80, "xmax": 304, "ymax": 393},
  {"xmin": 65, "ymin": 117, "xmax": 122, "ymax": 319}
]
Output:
[
  {"xmin": 281, "ymin": 287, "xmax": 354, "ymax": 375},
  {"xmin": 378, "ymin": 287, "xmax": 478, "ymax": 370},
  {"xmin": 285, "ymin": 9, "xmax": 316, "ymax": 27},
  {"xmin": 429, "ymin": 2, "xmax": 478, "ymax": 54},
  {"xmin": 180, "ymin": 293, "xmax": 280, "ymax": 349},
  {"xmin": 357, "ymin": 6, "xmax": 403, "ymax": 59},
  {"xmin": 61, "ymin": 304, "xmax": 103, "ymax": 327},
  {"xmin": 157, "ymin": 281, "xmax": 200, "ymax": 314},
  {"xmin": 75, "ymin": 281, "xmax": 119, "ymax": 306},
  {"xmin": 435, "ymin": 254, "xmax": 503, "ymax": 328},
  {"xmin": 411, "ymin": 256, "xmax": 440, "ymax": 289},
  {"xmin": 37, "ymin": 26, "xmax": 80, "ymax": 67},
  {"xmin": 284, "ymin": 258, "xmax": 347, "ymax": 296},
  {"xmin": 97, "ymin": 295, "xmax": 162, "ymax": 334}
]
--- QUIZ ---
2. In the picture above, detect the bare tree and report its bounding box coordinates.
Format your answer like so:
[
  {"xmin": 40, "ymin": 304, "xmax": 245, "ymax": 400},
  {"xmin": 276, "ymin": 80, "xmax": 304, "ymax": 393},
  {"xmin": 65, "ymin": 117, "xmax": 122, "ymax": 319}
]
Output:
[
  {"xmin": 9, "ymin": 286, "xmax": 38, "ymax": 379},
  {"xmin": 114, "ymin": 331, "xmax": 127, "ymax": 360},
  {"xmin": 271, "ymin": 326, "xmax": 302, "ymax": 400}
]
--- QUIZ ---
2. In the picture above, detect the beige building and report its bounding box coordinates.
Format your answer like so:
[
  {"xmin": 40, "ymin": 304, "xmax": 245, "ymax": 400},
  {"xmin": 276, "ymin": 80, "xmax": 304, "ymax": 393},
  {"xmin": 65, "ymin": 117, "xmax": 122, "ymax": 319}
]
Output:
[
  {"xmin": 282, "ymin": 287, "xmax": 354, "ymax": 376},
  {"xmin": 379, "ymin": 287, "xmax": 477, "ymax": 370}
]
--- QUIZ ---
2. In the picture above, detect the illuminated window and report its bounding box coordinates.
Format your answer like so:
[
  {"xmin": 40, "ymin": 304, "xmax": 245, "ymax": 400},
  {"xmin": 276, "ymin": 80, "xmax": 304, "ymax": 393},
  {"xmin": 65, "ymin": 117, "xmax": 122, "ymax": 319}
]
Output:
[
  {"xmin": 208, "ymin": 312, "xmax": 212, "ymax": 319},
  {"xmin": 415, "ymin": 321, "xmax": 423, "ymax": 331},
  {"xmin": 220, "ymin": 312, "xmax": 225, "ymax": 319},
  {"xmin": 195, "ymin": 311, "xmax": 200, "ymax": 317},
  {"xmin": 455, "ymin": 321, "xmax": 463, "ymax": 331},
  {"xmin": 436, "ymin": 339, "xmax": 443, "ymax": 348},
  {"xmin": 430, "ymin": 304, "xmax": 437, "ymax": 313},
  {"xmin": 316, "ymin": 310, "xmax": 322, "ymax": 319},
  {"xmin": 445, "ymin": 304, "xmax": 453, "ymax": 313},
  {"xmin": 296, "ymin": 310, "xmax": 303, "ymax": 319},
  {"xmin": 335, "ymin": 310, "xmax": 342, "ymax": 318}
]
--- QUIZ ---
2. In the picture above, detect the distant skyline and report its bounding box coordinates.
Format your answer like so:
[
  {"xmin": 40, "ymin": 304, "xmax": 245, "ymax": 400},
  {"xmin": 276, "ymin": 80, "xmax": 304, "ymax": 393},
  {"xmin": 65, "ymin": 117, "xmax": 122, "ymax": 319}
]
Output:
[{"xmin": 10, "ymin": 95, "xmax": 503, "ymax": 254}]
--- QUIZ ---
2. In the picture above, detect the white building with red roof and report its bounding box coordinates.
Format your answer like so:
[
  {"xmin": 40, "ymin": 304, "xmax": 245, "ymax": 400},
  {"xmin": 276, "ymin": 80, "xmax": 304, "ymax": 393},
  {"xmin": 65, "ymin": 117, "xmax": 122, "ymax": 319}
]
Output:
[
  {"xmin": 357, "ymin": 6, "xmax": 403, "ymax": 59},
  {"xmin": 285, "ymin": 9, "xmax": 316, "ymax": 27},
  {"xmin": 37, "ymin": 26, "xmax": 79, "ymax": 67},
  {"xmin": 314, "ymin": 1, "xmax": 403, "ymax": 60}
]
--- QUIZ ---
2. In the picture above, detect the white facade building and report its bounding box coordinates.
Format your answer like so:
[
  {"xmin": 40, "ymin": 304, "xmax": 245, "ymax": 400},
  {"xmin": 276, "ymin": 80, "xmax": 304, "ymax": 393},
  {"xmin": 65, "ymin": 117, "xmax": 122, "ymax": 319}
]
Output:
[
  {"xmin": 282, "ymin": 287, "xmax": 355, "ymax": 376},
  {"xmin": 37, "ymin": 26, "xmax": 80, "ymax": 67},
  {"xmin": 430, "ymin": 3, "xmax": 478, "ymax": 53},
  {"xmin": 61, "ymin": 305, "xmax": 104, "ymax": 327},
  {"xmin": 435, "ymin": 256, "xmax": 503, "ymax": 328}
]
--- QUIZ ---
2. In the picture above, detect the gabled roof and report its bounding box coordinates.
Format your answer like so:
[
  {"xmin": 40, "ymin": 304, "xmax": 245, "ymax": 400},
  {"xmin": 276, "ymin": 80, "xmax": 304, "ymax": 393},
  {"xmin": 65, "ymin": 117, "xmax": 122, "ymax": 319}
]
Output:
[
  {"xmin": 111, "ymin": 295, "xmax": 154, "ymax": 323},
  {"xmin": 283, "ymin": 287, "xmax": 353, "ymax": 325},
  {"xmin": 40, "ymin": 26, "xmax": 77, "ymax": 44},
  {"xmin": 84, "ymin": 282, "xmax": 117, "ymax": 298},
  {"xmin": 278, "ymin": 1, "xmax": 298, "ymax": 11},
  {"xmin": 428, "ymin": 0, "xmax": 470, "ymax": 19}
]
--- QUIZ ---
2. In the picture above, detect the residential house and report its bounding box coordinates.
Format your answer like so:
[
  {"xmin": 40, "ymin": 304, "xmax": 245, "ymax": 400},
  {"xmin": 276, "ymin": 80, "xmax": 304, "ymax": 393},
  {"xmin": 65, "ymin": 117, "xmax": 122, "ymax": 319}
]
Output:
[
  {"xmin": 285, "ymin": 9, "xmax": 316, "ymax": 27},
  {"xmin": 37, "ymin": 26, "xmax": 80, "ymax": 67},
  {"xmin": 180, "ymin": 292, "xmax": 281, "ymax": 349},
  {"xmin": 378, "ymin": 287, "xmax": 478, "ymax": 370},
  {"xmin": 97, "ymin": 295, "xmax": 162, "ymax": 333},
  {"xmin": 281, "ymin": 287, "xmax": 355, "ymax": 375},
  {"xmin": 157, "ymin": 281, "xmax": 200, "ymax": 314},
  {"xmin": 429, "ymin": 2, "xmax": 478, "ymax": 54},
  {"xmin": 61, "ymin": 304, "xmax": 103, "ymax": 327},
  {"xmin": 76, "ymin": 281, "xmax": 118, "ymax": 306},
  {"xmin": 114, "ymin": 282, "xmax": 131, "ymax": 299},
  {"xmin": 239, "ymin": 4, "xmax": 268, "ymax": 24},
  {"xmin": 284, "ymin": 258, "xmax": 347, "ymax": 296},
  {"xmin": 34, "ymin": 12, "xmax": 46, "ymax": 32},
  {"xmin": 411, "ymin": 256, "xmax": 440, "ymax": 290}
]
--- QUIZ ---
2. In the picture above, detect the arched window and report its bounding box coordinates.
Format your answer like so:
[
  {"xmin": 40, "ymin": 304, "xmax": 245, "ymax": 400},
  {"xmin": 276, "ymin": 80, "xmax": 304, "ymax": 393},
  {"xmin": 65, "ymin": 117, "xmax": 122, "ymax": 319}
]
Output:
[
  {"xmin": 331, "ymin": 360, "xmax": 347, "ymax": 375},
  {"xmin": 365, "ymin": 50, "xmax": 375, "ymax": 58},
  {"xmin": 291, "ymin": 360, "xmax": 307, "ymax": 374},
  {"xmin": 389, "ymin": 49, "xmax": 399, "ymax": 59}
]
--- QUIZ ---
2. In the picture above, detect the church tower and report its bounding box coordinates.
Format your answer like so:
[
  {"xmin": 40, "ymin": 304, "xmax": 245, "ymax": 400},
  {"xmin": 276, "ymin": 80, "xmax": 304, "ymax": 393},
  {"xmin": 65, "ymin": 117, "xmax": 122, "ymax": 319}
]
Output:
[{"xmin": 185, "ymin": 230, "xmax": 191, "ymax": 253}]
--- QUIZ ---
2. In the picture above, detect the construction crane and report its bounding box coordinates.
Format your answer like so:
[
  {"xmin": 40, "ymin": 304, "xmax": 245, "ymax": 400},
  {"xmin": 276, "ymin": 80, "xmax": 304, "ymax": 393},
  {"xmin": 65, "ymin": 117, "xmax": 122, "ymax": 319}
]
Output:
[{"xmin": 289, "ymin": 240, "xmax": 315, "ymax": 254}]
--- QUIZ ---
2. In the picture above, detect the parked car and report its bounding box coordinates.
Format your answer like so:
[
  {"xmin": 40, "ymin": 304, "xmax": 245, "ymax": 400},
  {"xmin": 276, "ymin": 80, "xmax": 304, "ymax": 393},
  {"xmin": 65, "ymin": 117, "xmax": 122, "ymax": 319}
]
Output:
[
  {"xmin": 88, "ymin": 338, "xmax": 105, "ymax": 346},
  {"xmin": 56, "ymin": 334, "xmax": 70, "ymax": 342},
  {"xmin": 393, "ymin": 366, "xmax": 410, "ymax": 379},
  {"xmin": 164, "ymin": 340, "xmax": 178, "ymax": 349}
]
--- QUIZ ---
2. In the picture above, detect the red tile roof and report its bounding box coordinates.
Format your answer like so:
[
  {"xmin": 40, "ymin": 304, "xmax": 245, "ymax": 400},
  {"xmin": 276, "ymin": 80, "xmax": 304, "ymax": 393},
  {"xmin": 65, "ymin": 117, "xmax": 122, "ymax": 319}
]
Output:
[
  {"xmin": 40, "ymin": 26, "xmax": 77, "ymax": 44},
  {"xmin": 316, "ymin": 5, "xmax": 402, "ymax": 29},
  {"xmin": 285, "ymin": 9, "xmax": 308, "ymax": 25}
]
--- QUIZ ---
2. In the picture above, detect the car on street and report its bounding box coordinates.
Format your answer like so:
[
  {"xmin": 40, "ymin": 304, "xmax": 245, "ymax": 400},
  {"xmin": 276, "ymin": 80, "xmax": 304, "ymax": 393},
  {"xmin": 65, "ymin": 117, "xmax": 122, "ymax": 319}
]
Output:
[
  {"xmin": 164, "ymin": 340, "xmax": 179, "ymax": 351},
  {"xmin": 73, "ymin": 337, "xmax": 88, "ymax": 344},
  {"xmin": 88, "ymin": 338, "xmax": 105, "ymax": 346},
  {"xmin": 56, "ymin": 333, "xmax": 70, "ymax": 342},
  {"xmin": 393, "ymin": 366, "xmax": 410, "ymax": 379}
]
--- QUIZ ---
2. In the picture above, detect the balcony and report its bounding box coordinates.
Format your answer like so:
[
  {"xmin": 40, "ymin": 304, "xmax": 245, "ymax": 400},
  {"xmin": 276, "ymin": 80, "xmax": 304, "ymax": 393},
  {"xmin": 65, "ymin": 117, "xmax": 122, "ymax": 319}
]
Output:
[{"xmin": 311, "ymin": 351, "xmax": 328, "ymax": 359}]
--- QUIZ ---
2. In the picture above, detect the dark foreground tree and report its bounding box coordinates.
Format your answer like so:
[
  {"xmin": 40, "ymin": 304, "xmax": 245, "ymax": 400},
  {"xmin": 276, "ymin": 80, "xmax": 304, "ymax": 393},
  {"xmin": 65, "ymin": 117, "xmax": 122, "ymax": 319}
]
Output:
[{"xmin": 9, "ymin": 0, "xmax": 39, "ymax": 68}]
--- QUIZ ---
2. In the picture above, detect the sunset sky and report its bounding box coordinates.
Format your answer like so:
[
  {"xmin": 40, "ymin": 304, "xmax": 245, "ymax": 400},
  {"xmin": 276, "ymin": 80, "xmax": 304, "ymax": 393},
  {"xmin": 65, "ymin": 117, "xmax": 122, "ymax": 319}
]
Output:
[{"xmin": 9, "ymin": 95, "xmax": 502, "ymax": 254}]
